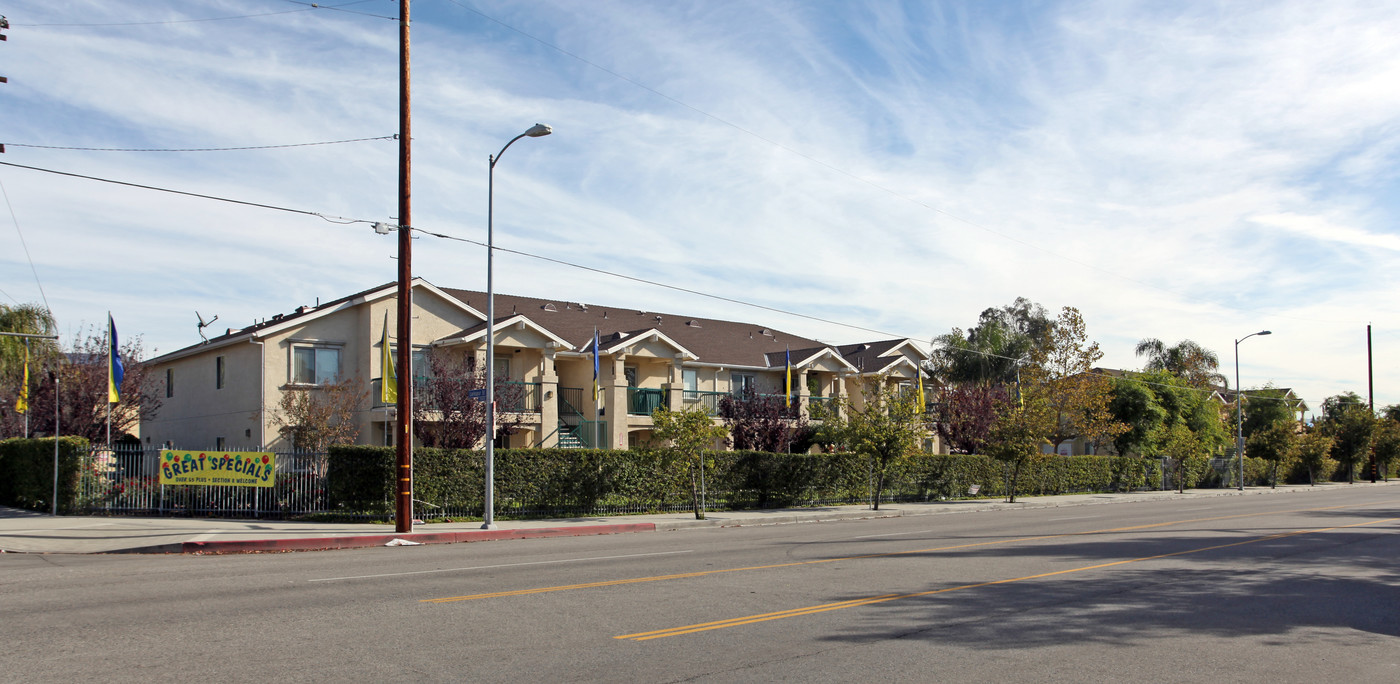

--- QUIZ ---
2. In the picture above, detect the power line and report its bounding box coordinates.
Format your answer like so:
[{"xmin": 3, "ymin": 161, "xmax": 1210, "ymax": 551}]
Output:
[
  {"xmin": 11, "ymin": 1, "xmax": 391, "ymax": 28},
  {"xmin": 0, "ymin": 175, "xmax": 51, "ymax": 315},
  {"xmin": 0, "ymin": 135, "xmax": 397, "ymax": 153},
  {"xmin": 0, "ymin": 165, "xmax": 1339, "ymax": 408},
  {"xmin": 445, "ymin": 1, "xmax": 1365, "ymax": 327},
  {"xmin": 0, "ymin": 161, "xmax": 375, "ymax": 226}
]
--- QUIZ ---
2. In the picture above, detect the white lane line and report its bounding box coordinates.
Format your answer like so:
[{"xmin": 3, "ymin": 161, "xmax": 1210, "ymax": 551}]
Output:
[
  {"xmin": 308, "ymin": 550, "xmax": 695, "ymax": 582},
  {"xmin": 852, "ymin": 530, "xmax": 931, "ymax": 539},
  {"xmin": 1, "ymin": 522, "xmax": 118, "ymax": 534}
]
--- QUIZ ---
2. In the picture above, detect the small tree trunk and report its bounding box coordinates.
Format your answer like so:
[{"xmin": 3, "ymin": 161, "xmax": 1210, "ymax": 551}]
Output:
[{"xmin": 690, "ymin": 464, "xmax": 704, "ymax": 520}]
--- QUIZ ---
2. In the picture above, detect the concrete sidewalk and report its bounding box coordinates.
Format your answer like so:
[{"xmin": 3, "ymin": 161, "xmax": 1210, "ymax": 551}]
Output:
[{"xmin": 2, "ymin": 480, "xmax": 1393, "ymax": 555}]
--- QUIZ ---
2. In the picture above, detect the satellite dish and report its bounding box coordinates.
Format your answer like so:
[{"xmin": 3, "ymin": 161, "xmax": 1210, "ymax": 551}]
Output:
[{"xmin": 196, "ymin": 311, "xmax": 219, "ymax": 343}]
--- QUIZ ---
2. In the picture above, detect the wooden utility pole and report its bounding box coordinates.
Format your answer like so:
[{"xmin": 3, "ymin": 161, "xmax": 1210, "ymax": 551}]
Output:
[{"xmin": 394, "ymin": 0, "xmax": 414, "ymax": 533}]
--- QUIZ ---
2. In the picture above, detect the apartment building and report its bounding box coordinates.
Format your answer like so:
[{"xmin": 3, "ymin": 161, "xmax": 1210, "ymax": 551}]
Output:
[{"xmin": 140, "ymin": 279, "xmax": 932, "ymax": 451}]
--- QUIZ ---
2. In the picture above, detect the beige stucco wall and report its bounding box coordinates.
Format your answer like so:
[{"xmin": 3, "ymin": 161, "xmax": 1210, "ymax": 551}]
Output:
[{"xmin": 142, "ymin": 339, "xmax": 263, "ymax": 450}]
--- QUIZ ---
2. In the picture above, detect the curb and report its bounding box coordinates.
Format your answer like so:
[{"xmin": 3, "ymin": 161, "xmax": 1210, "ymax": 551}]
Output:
[{"xmin": 113, "ymin": 522, "xmax": 657, "ymax": 555}]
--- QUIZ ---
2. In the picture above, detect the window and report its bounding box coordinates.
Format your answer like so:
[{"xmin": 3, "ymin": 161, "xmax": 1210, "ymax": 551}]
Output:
[
  {"xmin": 387, "ymin": 347, "xmax": 430, "ymax": 383},
  {"xmin": 624, "ymin": 365, "xmax": 638, "ymax": 388},
  {"xmin": 731, "ymin": 372, "xmax": 755, "ymax": 394},
  {"xmin": 494, "ymin": 356, "xmax": 512, "ymax": 381},
  {"xmin": 683, "ymin": 369, "xmax": 698, "ymax": 401},
  {"xmin": 215, "ymin": 356, "xmax": 225, "ymax": 390},
  {"xmin": 293, "ymin": 346, "xmax": 341, "ymax": 385},
  {"xmin": 166, "ymin": 368, "xmax": 174, "ymax": 398}
]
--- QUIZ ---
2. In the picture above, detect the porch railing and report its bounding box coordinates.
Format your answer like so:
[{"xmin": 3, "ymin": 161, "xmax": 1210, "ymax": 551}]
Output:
[{"xmin": 628, "ymin": 387, "xmax": 669, "ymax": 415}]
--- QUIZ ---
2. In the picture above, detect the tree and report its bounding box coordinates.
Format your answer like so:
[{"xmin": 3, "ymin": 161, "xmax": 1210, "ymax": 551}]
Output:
[
  {"xmin": 1107, "ymin": 374, "xmax": 1168, "ymax": 456},
  {"xmin": 931, "ymin": 297, "xmax": 1051, "ymax": 386},
  {"xmin": 1022, "ymin": 307, "xmax": 1126, "ymax": 453},
  {"xmin": 0, "ymin": 325, "xmax": 160, "ymax": 442},
  {"xmin": 818, "ymin": 376, "xmax": 926, "ymax": 510},
  {"xmin": 1153, "ymin": 421, "xmax": 1212, "ymax": 493},
  {"xmin": 1371, "ymin": 419, "xmax": 1400, "ymax": 482},
  {"xmin": 411, "ymin": 350, "xmax": 527, "ymax": 449},
  {"xmin": 1134, "ymin": 338, "xmax": 1224, "ymax": 388},
  {"xmin": 0, "ymin": 303, "xmax": 59, "ymax": 384},
  {"xmin": 1246, "ymin": 420, "xmax": 1295, "ymax": 488},
  {"xmin": 1292, "ymin": 429, "xmax": 1334, "ymax": 486},
  {"xmin": 717, "ymin": 387, "xmax": 808, "ymax": 453},
  {"xmin": 1318, "ymin": 393, "xmax": 1373, "ymax": 483},
  {"xmin": 1240, "ymin": 384, "xmax": 1300, "ymax": 440},
  {"xmin": 1381, "ymin": 404, "xmax": 1400, "ymax": 423},
  {"xmin": 651, "ymin": 405, "xmax": 730, "ymax": 520},
  {"xmin": 273, "ymin": 376, "xmax": 366, "ymax": 451},
  {"xmin": 983, "ymin": 381, "xmax": 1056, "ymax": 502},
  {"xmin": 930, "ymin": 383, "xmax": 1011, "ymax": 454}
]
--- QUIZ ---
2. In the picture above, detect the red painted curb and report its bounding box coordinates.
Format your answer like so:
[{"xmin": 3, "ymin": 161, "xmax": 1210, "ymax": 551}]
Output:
[{"xmin": 178, "ymin": 522, "xmax": 657, "ymax": 554}]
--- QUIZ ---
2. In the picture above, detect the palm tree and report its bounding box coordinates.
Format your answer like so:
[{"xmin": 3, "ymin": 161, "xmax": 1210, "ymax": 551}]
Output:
[{"xmin": 1134, "ymin": 338, "xmax": 1224, "ymax": 388}]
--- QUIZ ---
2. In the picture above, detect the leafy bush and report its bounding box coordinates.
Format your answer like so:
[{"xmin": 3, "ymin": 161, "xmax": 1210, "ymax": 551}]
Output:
[
  {"xmin": 323, "ymin": 447, "xmax": 1182, "ymax": 520},
  {"xmin": 0, "ymin": 437, "xmax": 90, "ymax": 513}
]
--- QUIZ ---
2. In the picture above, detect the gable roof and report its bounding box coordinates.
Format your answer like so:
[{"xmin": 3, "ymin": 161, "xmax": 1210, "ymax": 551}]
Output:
[
  {"xmin": 441, "ymin": 288, "xmax": 827, "ymax": 369},
  {"xmin": 148, "ymin": 279, "xmax": 480, "ymax": 364}
]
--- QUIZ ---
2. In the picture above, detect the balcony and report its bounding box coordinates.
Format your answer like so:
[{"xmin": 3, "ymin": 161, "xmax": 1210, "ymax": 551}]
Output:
[
  {"xmin": 627, "ymin": 387, "xmax": 669, "ymax": 415},
  {"xmin": 681, "ymin": 389, "xmax": 728, "ymax": 413},
  {"xmin": 371, "ymin": 377, "xmax": 540, "ymax": 412}
]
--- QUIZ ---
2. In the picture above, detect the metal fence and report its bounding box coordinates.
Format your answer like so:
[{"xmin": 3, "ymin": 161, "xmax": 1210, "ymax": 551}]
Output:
[{"xmin": 78, "ymin": 446, "xmax": 328, "ymax": 519}]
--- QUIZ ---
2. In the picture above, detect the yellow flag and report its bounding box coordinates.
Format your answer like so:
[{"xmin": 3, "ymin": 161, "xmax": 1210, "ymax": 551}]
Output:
[
  {"xmin": 15, "ymin": 345, "xmax": 28, "ymax": 414},
  {"xmin": 381, "ymin": 312, "xmax": 397, "ymax": 404},
  {"xmin": 916, "ymin": 370, "xmax": 925, "ymax": 413}
]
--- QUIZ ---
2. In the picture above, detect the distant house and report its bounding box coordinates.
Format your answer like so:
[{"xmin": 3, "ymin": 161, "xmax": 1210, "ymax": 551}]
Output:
[{"xmin": 140, "ymin": 279, "xmax": 934, "ymax": 452}]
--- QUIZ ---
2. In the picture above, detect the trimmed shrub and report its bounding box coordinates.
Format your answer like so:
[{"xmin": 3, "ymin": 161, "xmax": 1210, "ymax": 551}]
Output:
[{"xmin": 0, "ymin": 437, "xmax": 90, "ymax": 513}]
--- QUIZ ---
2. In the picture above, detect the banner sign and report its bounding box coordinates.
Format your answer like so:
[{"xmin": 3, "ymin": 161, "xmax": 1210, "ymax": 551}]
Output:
[{"xmin": 159, "ymin": 450, "xmax": 276, "ymax": 487}]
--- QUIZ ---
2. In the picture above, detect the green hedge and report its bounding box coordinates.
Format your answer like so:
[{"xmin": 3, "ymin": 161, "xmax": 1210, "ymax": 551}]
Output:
[
  {"xmin": 326, "ymin": 446, "xmax": 1169, "ymax": 520},
  {"xmin": 0, "ymin": 437, "xmax": 91, "ymax": 514}
]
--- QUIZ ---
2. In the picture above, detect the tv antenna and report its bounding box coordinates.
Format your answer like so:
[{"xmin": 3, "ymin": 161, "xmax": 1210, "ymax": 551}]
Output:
[{"xmin": 196, "ymin": 311, "xmax": 219, "ymax": 344}]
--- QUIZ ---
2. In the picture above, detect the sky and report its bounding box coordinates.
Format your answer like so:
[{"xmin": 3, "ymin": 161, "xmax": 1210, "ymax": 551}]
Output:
[{"xmin": 3, "ymin": 0, "xmax": 1399, "ymax": 413}]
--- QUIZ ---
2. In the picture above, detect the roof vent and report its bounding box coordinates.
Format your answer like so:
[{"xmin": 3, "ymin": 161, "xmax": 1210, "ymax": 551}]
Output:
[
  {"xmin": 271, "ymin": 313, "xmax": 284, "ymax": 321},
  {"xmin": 542, "ymin": 303, "xmax": 558, "ymax": 312},
  {"xmin": 578, "ymin": 303, "xmax": 588, "ymax": 312},
  {"xmin": 760, "ymin": 328, "xmax": 774, "ymax": 337},
  {"xmin": 295, "ymin": 305, "xmax": 311, "ymax": 314},
  {"xmin": 686, "ymin": 320, "xmax": 701, "ymax": 328},
  {"xmin": 655, "ymin": 315, "xmax": 663, "ymax": 325}
]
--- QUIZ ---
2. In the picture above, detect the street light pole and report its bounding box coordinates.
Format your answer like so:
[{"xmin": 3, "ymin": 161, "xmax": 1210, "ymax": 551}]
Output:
[
  {"xmin": 1234, "ymin": 330, "xmax": 1272, "ymax": 491},
  {"xmin": 483, "ymin": 123, "xmax": 551, "ymax": 530}
]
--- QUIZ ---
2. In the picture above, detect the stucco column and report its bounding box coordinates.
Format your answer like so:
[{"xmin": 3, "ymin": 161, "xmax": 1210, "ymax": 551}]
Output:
[
  {"xmin": 609, "ymin": 355, "xmax": 628, "ymax": 449},
  {"xmin": 540, "ymin": 346, "xmax": 559, "ymax": 448},
  {"xmin": 668, "ymin": 356, "xmax": 685, "ymax": 412},
  {"xmin": 797, "ymin": 368, "xmax": 810, "ymax": 418}
]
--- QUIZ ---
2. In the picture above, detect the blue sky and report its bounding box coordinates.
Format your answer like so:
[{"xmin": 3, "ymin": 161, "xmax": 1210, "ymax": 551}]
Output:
[{"xmin": 3, "ymin": 0, "xmax": 1399, "ymax": 411}]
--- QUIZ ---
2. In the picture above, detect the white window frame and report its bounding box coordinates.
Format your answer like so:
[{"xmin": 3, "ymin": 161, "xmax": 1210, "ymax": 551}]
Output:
[{"xmin": 290, "ymin": 343, "xmax": 344, "ymax": 386}]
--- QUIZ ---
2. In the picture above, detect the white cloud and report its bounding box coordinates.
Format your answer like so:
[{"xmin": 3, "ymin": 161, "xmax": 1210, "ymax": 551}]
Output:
[{"xmin": 3, "ymin": 0, "xmax": 1400, "ymax": 408}]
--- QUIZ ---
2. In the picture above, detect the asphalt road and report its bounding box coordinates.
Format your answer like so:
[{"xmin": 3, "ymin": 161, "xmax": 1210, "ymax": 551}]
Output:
[{"xmin": 4, "ymin": 488, "xmax": 1398, "ymax": 683}]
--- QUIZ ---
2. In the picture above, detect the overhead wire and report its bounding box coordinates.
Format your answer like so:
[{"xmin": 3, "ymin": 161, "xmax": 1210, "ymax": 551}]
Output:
[
  {"xmin": 0, "ymin": 175, "xmax": 52, "ymax": 315},
  {"xmin": 0, "ymin": 135, "xmax": 398, "ymax": 153},
  {"xmin": 10, "ymin": 1, "xmax": 389, "ymax": 27},
  {"xmin": 0, "ymin": 161, "xmax": 375, "ymax": 227},
  {"xmin": 442, "ymin": 0, "xmax": 1367, "ymax": 327},
  {"xmin": 0, "ymin": 159, "xmax": 1327, "ymax": 407}
]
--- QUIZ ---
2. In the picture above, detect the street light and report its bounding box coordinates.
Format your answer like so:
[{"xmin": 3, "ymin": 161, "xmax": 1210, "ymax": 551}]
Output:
[
  {"xmin": 1234, "ymin": 330, "xmax": 1272, "ymax": 491},
  {"xmin": 483, "ymin": 123, "xmax": 551, "ymax": 530}
]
